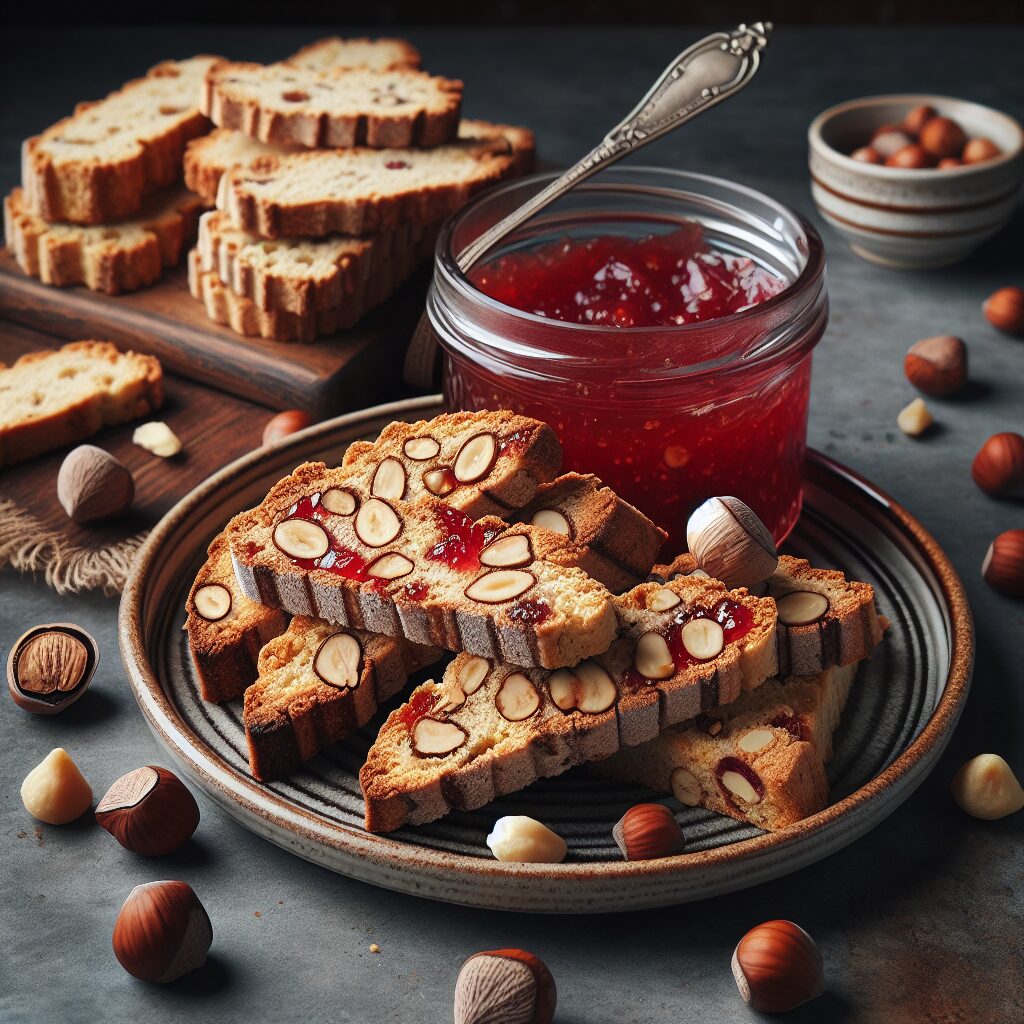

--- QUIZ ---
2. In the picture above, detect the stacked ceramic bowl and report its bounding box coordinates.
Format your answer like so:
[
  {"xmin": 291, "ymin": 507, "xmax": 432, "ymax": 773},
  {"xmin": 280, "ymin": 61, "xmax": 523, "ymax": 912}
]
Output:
[{"xmin": 808, "ymin": 94, "xmax": 1024, "ymax": 268}]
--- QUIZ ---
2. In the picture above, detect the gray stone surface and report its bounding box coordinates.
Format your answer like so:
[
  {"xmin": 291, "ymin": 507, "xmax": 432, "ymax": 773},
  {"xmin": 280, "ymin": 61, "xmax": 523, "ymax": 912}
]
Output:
[{"xmin": 2, "ymin": 23, "xmax": 1023, "ymax": 1024}]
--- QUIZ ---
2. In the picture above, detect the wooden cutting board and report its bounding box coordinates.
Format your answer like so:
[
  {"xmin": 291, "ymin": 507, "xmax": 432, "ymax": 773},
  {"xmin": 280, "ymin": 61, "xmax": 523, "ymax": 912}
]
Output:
[{"xmin": 0, "ymin": 250, "xmax": 432, "ymax": 417}]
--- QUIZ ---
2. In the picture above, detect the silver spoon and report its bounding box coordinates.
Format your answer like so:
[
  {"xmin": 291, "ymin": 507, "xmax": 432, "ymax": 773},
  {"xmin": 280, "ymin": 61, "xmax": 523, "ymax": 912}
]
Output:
[{"xmin": 405, "ymin": 21, "xmax": 774, "ymax": 386}]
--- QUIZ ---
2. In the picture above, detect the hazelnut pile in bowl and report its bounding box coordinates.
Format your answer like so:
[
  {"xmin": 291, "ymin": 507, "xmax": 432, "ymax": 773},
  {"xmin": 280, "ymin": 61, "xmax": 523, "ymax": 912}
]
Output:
[
  {"xmin": 852, "ymin": 104, "xmax": 1002, "ymax": 169},
  {"xmin": 808, "ymin": 94, "xmax": 1024, "ymax": 268}
]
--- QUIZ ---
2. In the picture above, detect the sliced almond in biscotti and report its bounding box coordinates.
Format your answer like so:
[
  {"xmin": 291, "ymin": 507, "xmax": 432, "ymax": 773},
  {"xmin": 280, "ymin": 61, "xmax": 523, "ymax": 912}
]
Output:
[
  {"xmin": 592, "ymin": 660, "xmax": 860, "ymax": 831},
  {"xmin": 514, "ymin": 472, "xmax": 666, "ymax": 593},
  {"xmin": 195, "ymin": 209, "xmax": 433, "ymax": 316},
  {"xmin": 653, "ymin": 553, "xmax": 883, "ymax": 677},
  {"xmin": 340, "ymin": 411, "xmax": 562, "ymax": 519},
  {"xmin": 244, "ymin": 616, "xmax": 439, "ymax": 781},
  {"xmin": 202, "ymin": 63, "xmax": 462, "ymax": 149},
  {"xmin": 187, "ymin": 531, "xmax": 290, "ymax": 703},
  {"xmin": 359, "ymin": 574, "xmax": 777, "ymax": 833},
  {"xmin": 4, "ymin": 186, "xmax": 204, "ymax": 295},
  {"xmin": 284, "ymin": 37, "xmax": 421, "ymax": 72},
  {"xmin": 21, "ymin": 56, "xmax": 220, "ymax": 225},
  {"xmin": 226, "ymin": 461, "xmax": 618, "ymax": 669},
  {"xmin": 216, "ymin": 135, "xmax": 518, "ymax": 238}
]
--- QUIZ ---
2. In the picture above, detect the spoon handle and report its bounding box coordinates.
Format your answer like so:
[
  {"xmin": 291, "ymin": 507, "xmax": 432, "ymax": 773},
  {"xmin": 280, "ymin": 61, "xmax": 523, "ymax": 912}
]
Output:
[{"xmin": 455, "ymin": 21, "xmax": 773, "ymax": 271}]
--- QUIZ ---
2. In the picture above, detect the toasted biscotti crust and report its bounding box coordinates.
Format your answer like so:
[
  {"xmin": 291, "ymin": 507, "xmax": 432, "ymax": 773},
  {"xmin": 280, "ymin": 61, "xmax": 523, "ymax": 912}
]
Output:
[
  {"xmin": 339, "ymin": 411, "xmax": 563, "ymax": 519},
  {"xmin": 592, "ymin": 661, "xmax": 860, "ymax": 831},
  {"xmin": 186, "ymin": 532, "xmax": 290, "ymax": 703},
  {"xmin": 202, "ymin": 63, "xmax": 462, "ymax": 149},
  {"xmin": 360, "ymin": 573, "xmax": 778, "ymax": 833},
  {"xmin": 215, "ymin": 136, "xmax": 518, "ymax": 238},
  {"xmin": 653, "ymin": 554, "xmax": 883, "ymax": 677},
  {"xmin": 0, "ymin": 341, "xmax": 163, "ymax": 466},
  {"xmin": 244, "ymin": 617, "xmax": 439, "ymax": 780},
  {"xmin": 515, "ymin": 473, "xmax": 666, "ymax": 593},
  {"xmin": 226, "ymin": 461, "xmax": 618, "ymax": 669},
  {"xmin": 284, "ymin": 37, "xmax": 421, "ymax": 72},
  {"xmin": 5, "ymin": 186, "xmax": 203, "ymax": 295},
  {"xmin": 21, "ymin": 56, "xmax": 220, "ymax": 225}
]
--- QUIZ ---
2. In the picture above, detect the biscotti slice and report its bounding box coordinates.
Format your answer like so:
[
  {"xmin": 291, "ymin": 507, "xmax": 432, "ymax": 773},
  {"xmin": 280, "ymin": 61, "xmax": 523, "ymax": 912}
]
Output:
[
  {"xmin": 216, "ymin": 135, "xmax": 518, "ymax": 238},
  {"xmin": 202, "ymin": 63, "xmax": 462, "ymax": 149},
  {"xmin": 244, "ymin": 617, "xmax": 439, "ymax": 781},
  {"xmin": 360, "ymin": 573, "xmax": 778, "ymax": 832},
  {"xmin": 186, "ymin": 532, "xmax": 290, "ymax": 703},
  {"xmin": 514, "ymin": 473, "xmax": 666, "ymax": 593},
  {"xmin": 4, "ymin": 186, "xmax": 203, "ymax": 295},
  {"xmin": 284, "ymin": 37, "xmax": 420, "ymax": 72},
  {"xmin": 339, "ymin": 411, "xmax": 562, "ymax": 519},
  {"xmin": 653, "ymin": 554, "xmax": 883, "ymax": 677},
  {"xmin": 0, "ymin": 341, "xmax": 163, "ymax": 466},
  {"xmin": 22, "ymin": 56, "xmax": 220, "ymax": 224},
  {"xmin": 185, "ymin": 120, "xmax": 534, "ymax": 205},
  {"xmin": 226, "ymin": 462, "xmax": 618, "ymax": 669},
  {"xmin": 195, "ymin": 209, "xmax": 432, "ymax": 316},
  {"xmin": 592, "ymin": 661, "xmax": 860, "ymax": 831}
]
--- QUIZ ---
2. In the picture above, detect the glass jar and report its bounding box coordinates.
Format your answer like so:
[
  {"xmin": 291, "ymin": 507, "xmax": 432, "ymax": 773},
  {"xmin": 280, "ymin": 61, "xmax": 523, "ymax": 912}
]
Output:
[{"xmin": 426, "ymin": 167, "xmax": 828, "ymax": 553}]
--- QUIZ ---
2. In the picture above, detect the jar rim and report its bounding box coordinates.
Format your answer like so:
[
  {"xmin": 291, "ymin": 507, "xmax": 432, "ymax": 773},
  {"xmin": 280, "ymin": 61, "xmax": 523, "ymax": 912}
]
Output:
[{"xmin": 434, "ymin": 166, "xmax": 827, "ymax": 345}]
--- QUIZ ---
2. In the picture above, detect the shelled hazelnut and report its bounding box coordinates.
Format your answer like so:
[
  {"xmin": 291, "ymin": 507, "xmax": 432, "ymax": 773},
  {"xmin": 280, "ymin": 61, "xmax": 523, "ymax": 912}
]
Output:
[
  {"xmin": 951, "ymin": 754, "xmax": 1024, "ymax": 819},
  {"xmin": 455, "ymin": 949, "xmax": 556, "ymax": 1024},
  {"xmin": 486, "ymin": 815, "xmax": 567, "ymax": 863},
  {"xmin": 897, "ymin": 398, "xmax": 933, "ymax": 437},
  {"xmin": 849, "ymin": 107, "xmax": 1001, "ymax": 169},
  {"xmin": 133, "ymin": 421, "xmax": 182, "ymax": 458},
  {"xmin": 21, "ymin": 748, "xmax": 93, "ymax": 824},
  {"xmin": 983, "ymin": 286, "xmax": 1024, "ymax": 335},
  {"xmin": 903, "ymin": 335, "xmax": 967, "ymax": 396},
  {"xmin": 95, "ymin": 766, "xmax": 200, "ymax": 856},
  {"xmin": 732, "ymin": 920, "xmax": 825, "ymax": 1013},
  {"xmin": 7, "ymin": 623, "xmax": 99, "ymax": 715}
]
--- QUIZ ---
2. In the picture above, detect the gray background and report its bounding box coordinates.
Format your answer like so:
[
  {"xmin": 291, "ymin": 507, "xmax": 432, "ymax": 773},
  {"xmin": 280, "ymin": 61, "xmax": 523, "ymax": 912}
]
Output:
[{"xmin": 2, "ymin": 24, "xmax": 1022, "ymax": 1024}]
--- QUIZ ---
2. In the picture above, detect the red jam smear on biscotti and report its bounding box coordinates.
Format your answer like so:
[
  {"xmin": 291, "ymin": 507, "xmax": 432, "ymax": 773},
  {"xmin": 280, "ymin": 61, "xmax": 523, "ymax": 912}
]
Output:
[
  {"xmin": 402, "ymin": 581, "xmax": 430, "ymax": 602},
  {"xmin": 469, "ymin": 225, "xmax": 785, "ymax": 328},
  {"xmin": 625, "ymin": 598, "xmax": 754, "ymax": 688},
  {"xmin": 279, "ymin": 493, "xmax": 368, "ymax": 579},
  {"xmin": 425, "ymin": 506, "xmax": 500, "ymax": 571},
  {"xmin": 508, "ymin": 598, "xmax": 552, "ymax": 625},
  {"xmin": 398, "ymin": 689, "xmax": 440, "ymax": 730}
]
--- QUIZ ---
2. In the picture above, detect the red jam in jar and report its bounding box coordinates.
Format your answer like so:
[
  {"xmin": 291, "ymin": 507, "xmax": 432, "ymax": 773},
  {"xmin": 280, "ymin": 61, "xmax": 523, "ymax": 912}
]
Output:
[{"xmin": 430, "ymin": 169, "xmax": 827, "ymax": 552}]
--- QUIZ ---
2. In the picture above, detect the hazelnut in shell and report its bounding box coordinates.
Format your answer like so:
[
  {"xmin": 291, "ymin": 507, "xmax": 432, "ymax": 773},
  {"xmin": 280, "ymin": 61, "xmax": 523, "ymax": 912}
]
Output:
[
  {"xmin": 983, "ymin": 286, "xmax": 1024, "ymax": 335},
  {"xmin": 113, "ymin": 880, "xmax": 212, "ymax": 983},
  {"xmin": 57, "ymin": 445, "xmax": 134, "ymax": 523},
  {"xmin": 686, "ymin": 496, "xmax": 778, "ymax": 589},
  {"xmin": 7, "ymin": 623, "xmax": 99, "ymax": 715},
  {"xmin": 850, "ymin": 146, "xmax": 881, "ymax": 164},
  {"xmin": 96, "ymin": 766, "xmax": 200, "ymax": 856},
  {"xmin": 982, "ymin": 530, "xmax": 1024, "ymax": 597},
  {"xmin": 612, "ymin": 803, "xmax": 685, "ymax": 860},
  {"xmin": 971, "ymin": 432, "xmax": 1024, "ymax": 498},
  {"xmin": 732, "ymin": 919, "xmax": 825, "ymax": 1013},
  {"xmin": 263, "ymin": 409, "xmax": 312, "ymax": 446},
  {"xmin": 455, "ymin": 949, "xmax": 556, "ymax": 1024},
  {"xmin": 961, "ymin": 137, "xmax": 1001, "ymax": 164},
  {"xmin": 903, "ymin": 335, "xmax": 967, "ymax": 396},
  {"xmin": 885, "ymin": 144, "xmax": 934, "ymax": 169},
  {"xmin": 919, "ymin": 116, "xmax": 967, "ymax": 158},
  {"xmin": 902, "ymin": 103, "xmax": 937, "ymax": 136}
]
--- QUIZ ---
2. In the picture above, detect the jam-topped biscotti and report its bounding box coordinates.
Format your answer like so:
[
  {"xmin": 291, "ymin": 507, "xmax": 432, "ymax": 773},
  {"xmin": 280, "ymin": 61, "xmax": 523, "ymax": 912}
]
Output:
[
  {"xmin": 359, "ymin": 572, "xmax": 778, "ymax": 832},
  {"xmin": 227, "ymin": 462, "xmax": 618, "ymax": 669},
  {"xmin": 653, "ymin": 553, "xmax": 883, "ymax": 676},
  {"xmin": 244, "ymin": 617, "xmax": 438, "ymax": 781},
  {"xmin": 592, "ymin": 661, "xmax": 860, "ymax": 831}
]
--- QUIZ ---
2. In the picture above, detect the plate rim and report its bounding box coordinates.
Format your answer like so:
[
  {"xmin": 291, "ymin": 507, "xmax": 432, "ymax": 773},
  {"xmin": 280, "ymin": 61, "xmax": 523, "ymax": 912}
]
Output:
[{"xmin": 119, "ymin": 395, "xmax": 975, "ymax": 893}]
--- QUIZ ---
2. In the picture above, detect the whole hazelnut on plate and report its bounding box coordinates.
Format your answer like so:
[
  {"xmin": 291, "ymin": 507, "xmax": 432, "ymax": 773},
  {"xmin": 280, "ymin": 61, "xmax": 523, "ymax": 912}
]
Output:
[
  {"xmin": 21, "ymin": 747, "xmax": 93, "ymax": 824},
  {"xmin": 263, "ymin": 409, "xmax": 312, "ymax": 445},
  {"xmin": 613, "ymin": 803, "xmax": 685, "ymax": 860},
  {"xmin": 951, "ymin": 754, "xmax": 1024, "ymax": 819},
  {"xmin": 903, "ymin": 335, "xmax": 967, "ymax": 396},
  {"xmin": 983, "ymin": 286, "xmax": 1024, "ymax": 335},
  {"xmin": 870, "ymin": 128, "xmax": 913, "ymax": 159},
  {"xmin": 113, "ymin": 880, "xmax": 212, "ymax": 983},
  {"xmin": 937, "ymin": 157, "xmax": 963, "ymax": 169},
  {"xmin": 971, "ymin": 432, "xmax": 1024, "ymax": 498},
  {"xmin": 455, "ymin": 949, "xmax": 556, "ymax": 1024},
  {"xmin": 732, "ymin": 919, "xmax": 825, "ymax": 1013},
  {"xmin": 57, "ymin": 445, "xmax": 134, "ymax": 523},
  {"xmin": 686, "ymin": 496, "xmax": 778, "ymax": 590},
  {"xmin": 902, "ymin": 103, "xmax": 937, "ymax": 136},
  {"xmin": 982, "ymin": 529, "xmax": 1024, "ymax": 596},
  {"xmin": 885, "ymin": 144, "xmax": 934, "ymax": 169},
  {"xmin": 95, "ymin": 766, "xmax": 200, "ymax": 856},
  {"xmin": 850, "ymin": 146, "xmax": 881, "ymax": 164},
  {"xmin": 8, "ymin": 623, "xmax": 98, "ymax": 715},
  {"xmin": 919, "ymin": 116, "xmax": 967, "ymax": 158},
  {"xmin": 962, "ymin": 137, "xmax": 1002, "ymax": 164}
]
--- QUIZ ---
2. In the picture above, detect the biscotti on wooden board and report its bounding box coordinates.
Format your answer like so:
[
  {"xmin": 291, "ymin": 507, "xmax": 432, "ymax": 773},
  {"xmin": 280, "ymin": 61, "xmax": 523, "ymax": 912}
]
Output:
[
  {"xmin": 186, "ymin": 532, "xmax": 290, "ymax": 703},
  {"xmin": 227, "ymin": 463, "xmax": 619, "ymax": 669},
  {"xmin": 592, "ymin": 661, "xmax": 860, "ymax": 831},
  {"xmin": 202, "ymin": 64, "xmax": 463, "ymax": 149},
  {"xmin": 21, "ymin": 56, "xmax": 220, "ymax": 225},
  {"xmin": 359, "ymin": 573, "xmax": 778, "ymax": 833},
  {"xmin": 0, "ymin": 341, "xmax": 163, "ymax": 466},
  {"xmin": 653, "ymin": 553, "xmax": 883, "ymax": 676},
  {"xmin": 284, "ymin": 37, "xmax": 421, "ymax": 72},
  {"xmin": 4, "ymin": 186, "xmax": 203, "ymax": 294},
  {"xmin": 244, "ymin": 617, "xmax": 439, "ymax": 781}
]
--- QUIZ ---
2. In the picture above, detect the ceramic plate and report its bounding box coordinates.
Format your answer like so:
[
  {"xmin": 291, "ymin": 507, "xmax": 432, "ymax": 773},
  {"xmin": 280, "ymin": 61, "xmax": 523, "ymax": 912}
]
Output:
[{"xmin": 120, "ymin": 396, "xmax": 973, "ymax": 912}]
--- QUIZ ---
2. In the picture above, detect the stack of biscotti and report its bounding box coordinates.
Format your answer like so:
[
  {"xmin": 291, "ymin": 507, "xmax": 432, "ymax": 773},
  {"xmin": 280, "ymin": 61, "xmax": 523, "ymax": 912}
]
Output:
[
  {"xmin": 6, "ymin": 56, "xmax": 217, "ymax": 294},
  {"xmin": 184, "ymin": 38, "xmax": 535, "ymax": 342}
]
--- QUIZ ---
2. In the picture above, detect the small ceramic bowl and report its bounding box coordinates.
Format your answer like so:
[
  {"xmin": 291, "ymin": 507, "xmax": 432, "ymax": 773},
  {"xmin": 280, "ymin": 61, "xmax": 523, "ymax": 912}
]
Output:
[{"xmin": 808, "ymin": 94, "xmax": 1024, "ymax": 269}]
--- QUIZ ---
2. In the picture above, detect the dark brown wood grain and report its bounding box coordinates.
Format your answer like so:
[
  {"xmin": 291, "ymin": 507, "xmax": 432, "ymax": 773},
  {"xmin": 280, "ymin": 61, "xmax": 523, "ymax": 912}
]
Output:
[{"xmin": 0, "ymin": 250, "xmax": 430, "ymax": 418}]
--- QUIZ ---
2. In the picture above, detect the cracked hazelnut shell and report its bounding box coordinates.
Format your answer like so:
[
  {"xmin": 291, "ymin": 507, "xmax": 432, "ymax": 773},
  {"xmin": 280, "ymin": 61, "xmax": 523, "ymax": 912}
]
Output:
[{"xmin": 7, "ymin": 623, "xmax": 99, "ymax": 715}]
